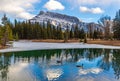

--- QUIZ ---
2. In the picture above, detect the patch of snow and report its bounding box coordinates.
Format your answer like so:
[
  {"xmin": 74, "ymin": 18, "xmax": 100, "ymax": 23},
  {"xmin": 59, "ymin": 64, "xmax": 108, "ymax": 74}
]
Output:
[{"xmin": 0, "ymin": 41, "xmax": 120, "ymax": 53}]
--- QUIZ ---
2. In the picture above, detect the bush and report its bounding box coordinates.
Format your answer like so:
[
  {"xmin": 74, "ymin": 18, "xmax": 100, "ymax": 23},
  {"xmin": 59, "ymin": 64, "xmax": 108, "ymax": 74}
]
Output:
[
  {"xmin": 79, "ymin": 39, "xmax": 83, "ymax": 42},
  {"xmin": 14, "ymin": 33, "xmax": 19, "ymax": 41},
  {"xmin": 84, "ymin": 38, "xmax": 87, "ymax": 43}
]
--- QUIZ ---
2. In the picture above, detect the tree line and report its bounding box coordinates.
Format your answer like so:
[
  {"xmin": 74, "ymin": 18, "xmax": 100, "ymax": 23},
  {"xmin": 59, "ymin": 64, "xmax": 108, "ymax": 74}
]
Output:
[
  {"xmin": 0, "ymin": 14, "xmax": 15, "ymax": 46},
  {"xmin": 0, "ymin": 10, "xmax": 120, "ymax": 46},
  {"xmin": 13, "ymin": 20, "xmax": 89, "ymax": 42}
]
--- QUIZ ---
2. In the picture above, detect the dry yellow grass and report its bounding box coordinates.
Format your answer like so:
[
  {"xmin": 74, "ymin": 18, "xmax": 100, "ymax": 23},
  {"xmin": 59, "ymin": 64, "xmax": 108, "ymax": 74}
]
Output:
[
  {"xmin": 32, "ymin": 39, "xmax": 120, "ymax": 46},
  {"xmin": 32, "ymin": 39, "xmax": 80, "ymax": 43},
  {"xmin": 0, "ymin": 45, "xmax": 6, "ymax": 49},
  {"xmin": 87, "ymin": 40, "xmax": 120, "ymax": 46}
]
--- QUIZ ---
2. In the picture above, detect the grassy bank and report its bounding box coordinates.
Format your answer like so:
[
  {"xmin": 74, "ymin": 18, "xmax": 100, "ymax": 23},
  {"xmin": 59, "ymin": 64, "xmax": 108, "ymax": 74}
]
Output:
[
  {"xmin": 32, "ymin": 39, "xmax": 120, "ymax": 46},
  {"xmin": 32, "ymin": 39, "xmax": 80, "ymax": 43},
  {"xmin": 87, "ymin": 40, "xmax": 120, "ymax": 46},
  {"xmin": 0, "ymin": 45, "xmax": 7, "ymax": 49}
]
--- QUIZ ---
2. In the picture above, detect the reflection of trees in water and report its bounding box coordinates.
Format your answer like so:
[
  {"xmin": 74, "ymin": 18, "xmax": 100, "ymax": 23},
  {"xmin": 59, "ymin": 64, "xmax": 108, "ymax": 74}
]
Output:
[
  {"xmin": 65, "ymin": 49, "xmax": 85, "ymax": 62},
  {"xmin": 10, "ymin": 49, "xmax": 106, "ymax": 64},
  {"xmin": 97, "ymin": 49, "xmax": 112, "ymax": 71},
  {"xmin": 112, "ymin": 49, "xmax": 120, "ymax": 79},
  {"xmin": 13, "ymin": 50, "xmax": 62, "ymax": 62},
  {"xmin": 0, "ymin": 53, "xmax": 10, "ymax": 81},
  {"xmin": 10, "ymin": 49, "xmax": 85, "ymax": 63},
  {"xmin": 83, "ymin": 49, "xmax": 112, "ymax": 71},
  {"xmin": 84, "ymin": 48, "xmax": 104, "ymax": 61},
  {"xmin": 0, "ymin": 49, "xmax": 120, "ymax": 80},
  {"xmin": 1, "ymin": 49, "xmax": 111, "ymax": 64}
]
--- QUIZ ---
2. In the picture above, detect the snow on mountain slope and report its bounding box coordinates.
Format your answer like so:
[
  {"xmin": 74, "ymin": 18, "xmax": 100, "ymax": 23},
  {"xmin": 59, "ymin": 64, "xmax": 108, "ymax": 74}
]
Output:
[
  {"xmin": 30, "ymin": 11, "xmax": 80, "ymax": 24},
  {"xmin": 29, "ymin": 11, "xmax": 103, "ymax": 31}
]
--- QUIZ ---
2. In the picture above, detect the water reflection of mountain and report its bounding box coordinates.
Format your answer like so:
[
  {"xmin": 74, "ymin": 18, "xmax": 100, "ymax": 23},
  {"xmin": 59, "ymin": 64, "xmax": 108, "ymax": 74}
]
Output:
[{"xmin": 0, "ymin": 49, "xmax": 119, "ymax": 81}]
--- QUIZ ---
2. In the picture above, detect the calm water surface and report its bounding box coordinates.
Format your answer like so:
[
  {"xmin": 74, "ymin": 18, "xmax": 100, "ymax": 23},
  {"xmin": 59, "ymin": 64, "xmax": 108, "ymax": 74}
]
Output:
[{"xmin": 0, "ymin": 49, "xmax": 120, "ymax": 81}]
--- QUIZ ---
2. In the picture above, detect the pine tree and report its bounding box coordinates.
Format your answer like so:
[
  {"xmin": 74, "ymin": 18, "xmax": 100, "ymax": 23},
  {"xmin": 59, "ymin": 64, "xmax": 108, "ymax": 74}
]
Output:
[
  {"xmin": 88, "ymin": 23, "xmax": 94, "ymax": 40},
  {"xmin": 8, "ymin": 26, "xmax": 13, "ymax": 41},
  {"xmin": 56, "ymin": 25, "xmax": 63, "ymax": 40},
  {"xmin": 113, "ymin": 10, "xmax": 120, "ymax": 40},
  {"xmin": 79, "ymin": 28, "xmax": 85, "ymax": 39},
  {"xmin": 84, "ymin": 34, "xmax": 87, "ymax": 43},
  {"xmin": 74, "ymin": 25, "xmax": 79, "ymax": 39},
  {"xmin": 70, "ymin": 28, "xmax": 74, "ymax": 39},
  {"xmin": 52, "ymin": 26, "xmax": 56, "ymax": 39},
  {"xmin": 1, "ymin": 14, "xmax": 13, "ymax": 46},
  {"xmin": 15, "ymin": 33, "xmax": 19, "ymax": 41},
  {"xmin": 42, "ymin": 22, "xmax": 47, "ymax": 39},
  {"xmin": 2, "ymin": 14, "xmax": 8, "ymax": 25},
  {"xmin": 0, "ymin": 26, "xmax": 4, "ymax": 44},
  {"xmin": 47, "ymin": 21, "xmax": 52, "ymax": 39},
  {"xmin": 93, "ymin": 30, "xmax": 98, "ymax": 40},
  {"xmin": 64, "ymin": 25, "xmax": 69, "ymax": 42}
]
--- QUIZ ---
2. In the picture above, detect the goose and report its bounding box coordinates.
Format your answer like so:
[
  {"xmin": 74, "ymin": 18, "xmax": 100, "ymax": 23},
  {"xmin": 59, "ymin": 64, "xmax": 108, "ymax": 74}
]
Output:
[
  {"xmin": 57, "ymin": 60, "xmax": 62, "ymax": 63},
  {"xmin": 76, "ymin": 64, "xmax": 83, "ymax": 68}
]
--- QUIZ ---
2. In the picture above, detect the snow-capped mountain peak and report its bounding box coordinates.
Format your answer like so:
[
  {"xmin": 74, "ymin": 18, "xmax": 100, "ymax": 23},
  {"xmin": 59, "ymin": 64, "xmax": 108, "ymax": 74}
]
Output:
[{"xmin": 30, "ymin": 11, "xmax": 103, "ymax": 32}]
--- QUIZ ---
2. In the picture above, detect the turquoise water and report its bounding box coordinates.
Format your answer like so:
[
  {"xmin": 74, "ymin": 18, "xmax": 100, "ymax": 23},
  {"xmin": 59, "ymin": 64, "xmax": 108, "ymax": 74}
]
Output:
[{"xmin": 0, "ymin": 49, "xmax": 120, "ymax": 81}]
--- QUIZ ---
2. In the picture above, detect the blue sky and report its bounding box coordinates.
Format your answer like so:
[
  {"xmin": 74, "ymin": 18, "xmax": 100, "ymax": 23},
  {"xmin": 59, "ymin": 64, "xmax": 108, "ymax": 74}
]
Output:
[{"xmin": 0, "ymin": 0, "xmax": 120, "ymax": 23}]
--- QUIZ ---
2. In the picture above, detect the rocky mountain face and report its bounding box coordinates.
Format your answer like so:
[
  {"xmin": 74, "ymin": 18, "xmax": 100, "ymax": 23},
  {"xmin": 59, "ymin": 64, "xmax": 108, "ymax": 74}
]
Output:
[{"xmin": 30, "ymin": 11, "xmax": 103, "ymax": 32}]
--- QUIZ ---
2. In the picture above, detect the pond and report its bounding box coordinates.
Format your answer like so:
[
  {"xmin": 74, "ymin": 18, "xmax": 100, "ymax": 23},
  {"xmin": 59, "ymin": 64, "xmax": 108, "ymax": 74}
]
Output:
[{"xmin": 0, "ymin": 48, "xmax": 120, "ymax": 81}]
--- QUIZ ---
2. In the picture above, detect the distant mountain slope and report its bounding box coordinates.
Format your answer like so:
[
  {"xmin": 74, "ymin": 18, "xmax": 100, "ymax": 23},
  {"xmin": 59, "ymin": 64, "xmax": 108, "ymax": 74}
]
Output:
[
  {"xmin": 30, "ymin": 11, "xmax": 103, "ymax": 32},
  {"xmin": 30, "ymin": 11, "xmax": 80, "ymax": 24}
]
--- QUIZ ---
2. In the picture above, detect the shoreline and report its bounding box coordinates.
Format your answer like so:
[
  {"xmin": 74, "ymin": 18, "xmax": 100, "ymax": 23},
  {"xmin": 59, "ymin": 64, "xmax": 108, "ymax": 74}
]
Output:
[
  {"xmin": 32, "ymin": 39, "xmax": 120, "ymax": 46},
  {"xmin": 0, "ymin": 41, "xmax": 120, "ymax": 53}
]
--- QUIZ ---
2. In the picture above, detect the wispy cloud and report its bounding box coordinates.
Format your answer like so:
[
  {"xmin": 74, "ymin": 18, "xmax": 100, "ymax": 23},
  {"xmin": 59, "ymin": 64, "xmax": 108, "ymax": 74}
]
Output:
[
  {"xmin": 65, "ymin": 0, "xmax": 120, "ymax": 14},
  {"xmin": 0, "ymin": 0, "xmax": 40, "ymax": 19},
  {"xmin": 44, "ymin": 0, "xmax": 65, "ymax": 11},
  {"xmin": 80, "ymin": 6, "xmax": 104, "ymax": 14},
  {"xmin": 81, "ymin": 18, "xmax": 94, "ymax": 22},
  {"xmin": 70, "ymin": 0, "xmax": 120, "ymax": 6},
  {"xmin": 77, "ymin": 0, "xmax": 97, "ymax": 5}
]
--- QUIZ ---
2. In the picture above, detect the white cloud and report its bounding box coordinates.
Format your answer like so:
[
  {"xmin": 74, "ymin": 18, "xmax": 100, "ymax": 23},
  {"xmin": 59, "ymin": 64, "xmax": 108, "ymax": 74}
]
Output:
[
  {"xmin": 44, "ymin": 0, "xmax": 65, "ymax": 11},
  {"xmin": 77, "ymin": 0, "xmax": 97, "ymax": 5},
  {"xmin": 69, "ymin": 0, "xmax": 120, "ymax": 6},
  {"xmin": 81, "ymin": 18, "xmax": 94, "ymax": 22},
  {"xmin": 91, "ymin": 7, "xmax": 104, "ymax": 14},
  {"xmin": 0, "ymin": 0, "xmax": 40, "ymax": 19},
  {"xmin": 80, "ymin": 6, "xmax": 89, "ymax": 12},
  {"xmin": 65, "ymin": 0, "xmax": 120, "ymax": 12},
  {"xmin": 80, "ymin": 6, "xmax": 104, "ymax": 14}
]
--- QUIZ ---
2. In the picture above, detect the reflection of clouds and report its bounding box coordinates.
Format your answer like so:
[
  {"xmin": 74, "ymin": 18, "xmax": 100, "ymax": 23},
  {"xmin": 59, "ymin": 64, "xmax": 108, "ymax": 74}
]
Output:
[
  {"xmin": 76, "ymin": 73, "xmax": 116, "ymax": 81},
  {"xmin": 8, "ymin": 62, "xmax": 34, "ymax": 81},
  {"xmin": 109, "ymin": 53, "xmax": 113, "ymax": 62},
  {"xmin": 76, "ymin": 76, "xmax": 95, "ymax": 81},
  {"xmin": 79, "ymin": 68, "xmax": 103, "ymax": 75},
  {"xmin": 9, "ymin": 62, "xmax": 28, "ymax": 73},
  {"xmin": 46, "ymin": 68, "xmax": 63, "ymax": 80}
]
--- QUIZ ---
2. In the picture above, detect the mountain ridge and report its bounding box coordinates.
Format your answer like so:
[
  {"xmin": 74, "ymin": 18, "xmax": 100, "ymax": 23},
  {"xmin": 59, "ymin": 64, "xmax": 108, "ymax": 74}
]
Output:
[
  {"xmin": 30, "ymin": 11, "xmax": 81, "ymax": 24},
  {"xmin": 29, "ymin": 11, "xmax": 103, "ymax": 32}
]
